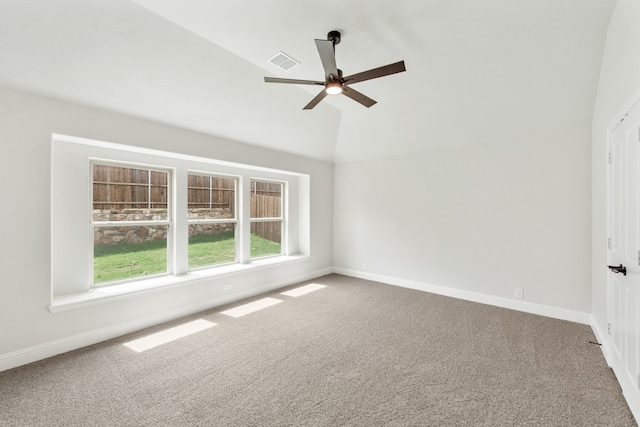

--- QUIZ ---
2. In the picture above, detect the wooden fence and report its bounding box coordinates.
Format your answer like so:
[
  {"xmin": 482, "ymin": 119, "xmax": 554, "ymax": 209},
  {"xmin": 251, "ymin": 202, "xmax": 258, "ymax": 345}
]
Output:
[
  {"xmin": 93, "ymin": 165, "xmax": 283, "ymax": 243},
  {"xmin": 187, "ymin": 174, "xmax": 236, "ymax": 215},
  {"xmin": 250, "ymin": 194, "xmax": 282, "ymax": 243},
  {"xmin": 92, "ymin": 164, "xmax": 168, "ymax": 210},
  {"xmin": 250, "ymin": 181, "xmax": 282, "ymax": 243}
]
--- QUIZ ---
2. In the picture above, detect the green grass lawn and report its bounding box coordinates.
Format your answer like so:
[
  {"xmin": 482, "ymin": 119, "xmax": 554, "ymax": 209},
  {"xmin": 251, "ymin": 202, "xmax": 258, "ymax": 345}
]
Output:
[
  {"xmin": 94, "ymin": 238, "xmax": 167, "ymax": 284},
  {"xmin": 249, "ymin": 233, "xmax": 282, "ymax": 259},
  {"xmin": 188, "ymin": 231, "xmax": 237, "ymax": 269},
  {"xmin": 94, "ymin": 232, "xmax": 281, "ymax": 284}
]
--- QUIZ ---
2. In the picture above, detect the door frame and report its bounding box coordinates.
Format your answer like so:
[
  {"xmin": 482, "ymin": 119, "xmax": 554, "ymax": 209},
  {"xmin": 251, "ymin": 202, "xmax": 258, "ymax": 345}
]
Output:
[
  {"xmin": 606, "ymin": 91, "xmax": 640, "ymax": 360},
  {"xmin": 605, "ymin": 85, "xmax": 640, "ymax": 422}
]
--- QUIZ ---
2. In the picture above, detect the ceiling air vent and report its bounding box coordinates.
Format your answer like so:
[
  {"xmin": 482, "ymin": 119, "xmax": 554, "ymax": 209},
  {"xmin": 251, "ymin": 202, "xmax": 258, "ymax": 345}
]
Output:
[{"xmin": 268, "ymin": 51, "xmax": 300, "ymax": 71}]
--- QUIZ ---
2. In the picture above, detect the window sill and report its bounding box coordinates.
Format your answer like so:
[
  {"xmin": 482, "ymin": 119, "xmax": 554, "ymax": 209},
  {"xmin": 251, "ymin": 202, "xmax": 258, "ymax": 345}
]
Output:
[{"xmin": 49, "ymin": 255, "xmax": 309, "ymax": 313}]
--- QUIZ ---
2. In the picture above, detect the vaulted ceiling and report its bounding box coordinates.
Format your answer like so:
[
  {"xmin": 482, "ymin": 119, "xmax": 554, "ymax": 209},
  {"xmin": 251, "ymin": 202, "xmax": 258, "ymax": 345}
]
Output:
[{"xmin": 0, "ymin": 0, "xmax": 615, "ymax": 162}]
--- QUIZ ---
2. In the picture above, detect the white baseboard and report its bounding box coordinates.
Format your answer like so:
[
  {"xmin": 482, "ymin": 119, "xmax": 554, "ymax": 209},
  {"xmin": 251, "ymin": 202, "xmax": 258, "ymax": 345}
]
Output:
[
  {"xmin": 333, "ymin": 267, "xmax": 591, "ymax": 325},
  {"xmin": 0, "ymin": 267, "xmax": 333, "ymax": 372}
]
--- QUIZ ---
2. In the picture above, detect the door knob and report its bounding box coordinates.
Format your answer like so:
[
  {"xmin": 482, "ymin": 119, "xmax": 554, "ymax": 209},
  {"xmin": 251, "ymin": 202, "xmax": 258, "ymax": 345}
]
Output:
[{"xmin": 608, "ymin": 264, "xmax": 627, "ymax": 275}]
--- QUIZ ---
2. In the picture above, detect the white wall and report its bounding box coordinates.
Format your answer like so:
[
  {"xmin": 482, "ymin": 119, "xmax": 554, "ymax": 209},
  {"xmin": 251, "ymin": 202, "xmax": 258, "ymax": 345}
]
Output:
[
  {"xmin": 334, "ymin": 114, "xmax": 592, "ymax": 315},
  {"xmin": 592, "ymin": 0, "xmax": 640, "ymax": 343},
  {"xmin": 0, "ymin": 86, "xmax": 333, "ymax": 368}
]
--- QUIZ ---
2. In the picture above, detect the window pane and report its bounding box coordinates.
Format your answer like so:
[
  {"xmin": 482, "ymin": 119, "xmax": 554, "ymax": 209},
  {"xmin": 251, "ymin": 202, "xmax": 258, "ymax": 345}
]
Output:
[
  {"xmin": 188, "ymin": 174, "xmax": 236, "ymax": 220},
  {"xmin": 250, "ymin": 180, "xmax": 282, "ymax": 218},
  {"xmin": 94, "ymin": 225, "xmax": 168, "ymax": 284},
  {"xmin": 93, "ymin": 164, "xmax": 168, "ymax": 221},
  {"xmin": 250, "ymin": 221, "xmax": 282, "ymax": 258},
  {"xmin": 189, "ymin": 224, "xmax": 236, "ymax": 268}
]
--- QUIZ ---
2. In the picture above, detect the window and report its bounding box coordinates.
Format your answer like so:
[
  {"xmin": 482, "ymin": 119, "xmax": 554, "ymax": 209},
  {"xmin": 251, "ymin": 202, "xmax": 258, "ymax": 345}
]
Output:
[
  {"xmin": 92, "ymin": 163, "xmax": 171, "ymax": 285},
  {"xmin": 51, "ymin": 134, "xmax": 309, "ymax": 302},
  {"xmin": 187, "ymin": 173, "xmax": 237, "ymax": 269},
  {"xmin": 250, "ymin": 180, "xmax": 283, "ymax": 259}
]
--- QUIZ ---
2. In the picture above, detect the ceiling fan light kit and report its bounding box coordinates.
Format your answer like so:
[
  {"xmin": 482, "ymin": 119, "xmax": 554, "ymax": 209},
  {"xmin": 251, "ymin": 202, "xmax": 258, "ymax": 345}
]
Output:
[
  {"xmin": 325, "ymin": 80, "xmax": 343, "ymax": 95},
  {"xmin": 264, "ymin": 30, "xmax": 406, "ymax": 109}
]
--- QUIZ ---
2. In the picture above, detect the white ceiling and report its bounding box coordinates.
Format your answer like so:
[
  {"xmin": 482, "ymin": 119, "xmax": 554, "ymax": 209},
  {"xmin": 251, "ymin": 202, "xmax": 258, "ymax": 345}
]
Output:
[{"xmin": 0, "ymin": 0, "xmax": 615, "ymax": 163}]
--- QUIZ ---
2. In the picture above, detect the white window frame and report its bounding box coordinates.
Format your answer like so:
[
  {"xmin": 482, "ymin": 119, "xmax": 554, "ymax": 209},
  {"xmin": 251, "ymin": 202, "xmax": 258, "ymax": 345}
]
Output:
[
  {"xmin": 249, "ymin": 178, "xmax": 286, "ymax": 259},
  {"xmin": 90, "ymin": 160, "xmax": 174, "ymax": 287},
  {"xmin": 187, "ymin": 171, "xmax": 239, "ymax": 270},
  {"xmin": 51, "ymin": 134, "xmax": 309, "ymax": 311}
]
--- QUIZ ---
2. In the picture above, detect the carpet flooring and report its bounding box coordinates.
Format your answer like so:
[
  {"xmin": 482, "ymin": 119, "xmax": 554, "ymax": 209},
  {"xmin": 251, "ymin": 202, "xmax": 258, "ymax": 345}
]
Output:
[{"xmin": 0, "ymin": 274, "xmax": 636, "ymax": 426}]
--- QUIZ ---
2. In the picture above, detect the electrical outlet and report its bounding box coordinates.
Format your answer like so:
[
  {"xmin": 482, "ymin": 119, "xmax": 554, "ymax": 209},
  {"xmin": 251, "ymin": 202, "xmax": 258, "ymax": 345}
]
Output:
[
  {"xmin": 514, "ymin": 288, "xmax": 524, "ymax": 299},
  {"xmin": 362, "ymin": 264, "xmax": 367, "ymax": 271},
  {"xmin": 224, "ymin": 284, "xmax": 233, "ymax": 291}
]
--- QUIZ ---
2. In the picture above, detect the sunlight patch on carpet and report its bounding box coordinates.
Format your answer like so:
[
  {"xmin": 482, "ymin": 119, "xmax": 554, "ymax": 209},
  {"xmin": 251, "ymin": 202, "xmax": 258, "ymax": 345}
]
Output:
[
  {"xmin": 124, "ymin": 319, "xmax": 216, "ymax": 353},
  {"xmin": 281, "ymin": 283, "xmax": 327, "ymax": 297},
  {"xmin": 221, "ymin": 297, "xmax": 283, "ymax": 318}
]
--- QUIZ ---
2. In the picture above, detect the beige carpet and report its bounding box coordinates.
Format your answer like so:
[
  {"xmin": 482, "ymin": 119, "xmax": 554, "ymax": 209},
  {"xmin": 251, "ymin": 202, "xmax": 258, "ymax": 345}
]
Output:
[{"xmin": 0, "ymin": 274, "xmax": 636, "ymax": 426}]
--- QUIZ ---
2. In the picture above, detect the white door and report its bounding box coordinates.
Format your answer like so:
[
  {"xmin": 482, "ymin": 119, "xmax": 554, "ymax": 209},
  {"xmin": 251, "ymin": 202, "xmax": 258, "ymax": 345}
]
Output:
[{"xmin": 609, "ymin": 99, "xmax": 640, "ymax": 413}]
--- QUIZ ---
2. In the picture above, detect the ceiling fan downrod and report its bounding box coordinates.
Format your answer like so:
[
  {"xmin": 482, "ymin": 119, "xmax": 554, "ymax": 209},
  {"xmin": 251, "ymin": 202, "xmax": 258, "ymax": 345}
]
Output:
[{"xmin": 327, "ymin": 30, "xmax": 341, "ymax": 46}]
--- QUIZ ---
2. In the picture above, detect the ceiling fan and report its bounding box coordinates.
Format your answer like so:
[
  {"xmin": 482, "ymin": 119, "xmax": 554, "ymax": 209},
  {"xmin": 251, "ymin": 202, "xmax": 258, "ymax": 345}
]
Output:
[{"xmin": 264, "ymin": 30, "xmax": 406, "ymax": 110}]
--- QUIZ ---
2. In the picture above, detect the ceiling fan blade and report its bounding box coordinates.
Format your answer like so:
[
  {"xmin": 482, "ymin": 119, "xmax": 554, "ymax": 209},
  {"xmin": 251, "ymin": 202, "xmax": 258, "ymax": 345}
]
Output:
[
  {"xmin": 343, "ymin": 61, "xmax": 406, "ymax": 85},
  {"xmin": 264, "ymin": 77, "xmax": 324, "ymax": 86},
  {"xmin": 315, "ymin": 39, "xmax": 339, "ymax": 79},
  {"xmin": 342, "ymin": 86, "xmax": 377, "ymax": 108},
  {"xmin": 303, "ymin": 89, "xmax": 328, "ymax": 110}
]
